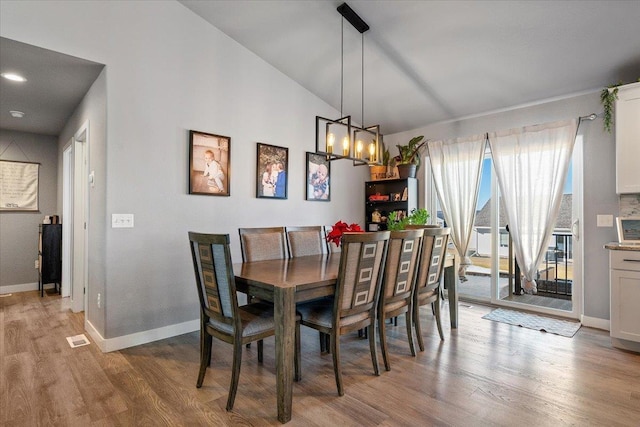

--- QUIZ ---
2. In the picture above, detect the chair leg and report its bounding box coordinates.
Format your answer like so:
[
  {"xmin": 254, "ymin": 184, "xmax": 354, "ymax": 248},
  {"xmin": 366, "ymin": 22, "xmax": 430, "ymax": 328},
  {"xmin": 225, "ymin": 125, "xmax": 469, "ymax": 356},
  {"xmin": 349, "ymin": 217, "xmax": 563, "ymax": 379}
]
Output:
[
  {"xmin": 415, "ymin": 304, "xmax": 425, "ymax": 352},
  {"xmin": 368, "ymin": 321, "xmax": 380, "ymax": 377},
  {"xmin": 406, "ymin": 311, "xmax": 416, "ymax": 357},
  {"xmin": 295, "ymin": 323, "xmax": 301, "ymax": 381},
  {"xmin": 319, "ymin": 332, "xmax": 326, "ymax": 352},
  {"xmin": 197, "ymin": 332, "xmax": 212, "ymax": 388},
  {"xmin": 227, "ymin": 340, "xmax": 243, "ymax": 411},
  {"xmin": 331, "ymin": 332, "xmax": 344, "ymax": 396},
  {"xmin": 258, "ymin": 339, "xmax": 263, "ymax": 363},
  {"xmin": 434, "ymin": 298, "xmax": 444, "ymax": 341},
  {"xmin": 325, "ymin": 333, "xmax": 330, "ymax": 353},
  {"xmin": 378, "ymin": 313, "xmax": 390, "ymax": 372}
]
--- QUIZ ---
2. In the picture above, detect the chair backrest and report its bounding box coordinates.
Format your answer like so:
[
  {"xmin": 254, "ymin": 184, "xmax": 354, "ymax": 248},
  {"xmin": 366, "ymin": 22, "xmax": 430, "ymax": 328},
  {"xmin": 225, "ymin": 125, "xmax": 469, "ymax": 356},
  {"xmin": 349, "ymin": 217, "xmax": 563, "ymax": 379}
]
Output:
[
  {"xmin": 379, "ymin": 229, "xmax": 424, "ymax": 314},
  {"xmin": 333, "ymin": 231, "xmax": 390, "ymax": 331},
  {"xmin": 238, "ymin": 227, "xmax": 288, "ymax": 262},
  {"xmin": 414, "ymin": 227, "xmax": 451, "ymax": 299},
  {"xmin": 188, "ymin": 232, "xmax": 239, "ymax": 330},
  {"xmin": 286, "ymin": 225, "xmax": 328, "ymax": 257}
]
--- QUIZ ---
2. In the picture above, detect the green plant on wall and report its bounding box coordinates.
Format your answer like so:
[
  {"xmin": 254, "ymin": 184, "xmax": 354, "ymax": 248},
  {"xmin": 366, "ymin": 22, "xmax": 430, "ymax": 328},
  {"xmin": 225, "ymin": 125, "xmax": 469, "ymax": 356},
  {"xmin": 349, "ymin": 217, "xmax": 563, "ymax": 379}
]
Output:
[{"xmin": 601, "ymin": 78, "xmax": 640, "ymax": 133}]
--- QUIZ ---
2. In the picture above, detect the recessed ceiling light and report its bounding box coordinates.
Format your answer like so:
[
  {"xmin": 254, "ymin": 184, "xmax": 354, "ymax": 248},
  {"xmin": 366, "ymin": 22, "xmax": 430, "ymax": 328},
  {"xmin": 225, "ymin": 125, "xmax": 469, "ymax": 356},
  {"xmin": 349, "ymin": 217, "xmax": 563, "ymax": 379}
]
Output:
[
  {"xmin": 10, "ymin": 110, "xmax": 25, "ymax": 118},
  {"xmin": 1, "ymin": 72, "xmax": 27, "ymax": 82}
]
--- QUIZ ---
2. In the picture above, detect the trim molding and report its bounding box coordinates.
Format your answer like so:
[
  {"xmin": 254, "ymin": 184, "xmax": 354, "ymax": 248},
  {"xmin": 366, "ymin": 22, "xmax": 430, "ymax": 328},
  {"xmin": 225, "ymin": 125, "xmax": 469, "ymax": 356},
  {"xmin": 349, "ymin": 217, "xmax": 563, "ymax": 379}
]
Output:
[
  {"xmin": 89, "ymin": 319, "xmax": 200, "ymax": 353},
  {"xmin": 0, "ymin": 282, "xmax": 48, "ymax": 294},
  {"xmin": 581, "ymin": 315, "xmax": 609, "ymax": 331}
]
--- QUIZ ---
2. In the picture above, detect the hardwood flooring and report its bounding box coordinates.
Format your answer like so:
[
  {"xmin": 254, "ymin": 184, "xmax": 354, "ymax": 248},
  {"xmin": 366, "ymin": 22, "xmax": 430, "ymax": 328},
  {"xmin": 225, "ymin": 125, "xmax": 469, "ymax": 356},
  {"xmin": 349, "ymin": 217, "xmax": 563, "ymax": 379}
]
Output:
[{"xmin": 2, "ymin": 290, "xmax": 640, "ymax": 426}]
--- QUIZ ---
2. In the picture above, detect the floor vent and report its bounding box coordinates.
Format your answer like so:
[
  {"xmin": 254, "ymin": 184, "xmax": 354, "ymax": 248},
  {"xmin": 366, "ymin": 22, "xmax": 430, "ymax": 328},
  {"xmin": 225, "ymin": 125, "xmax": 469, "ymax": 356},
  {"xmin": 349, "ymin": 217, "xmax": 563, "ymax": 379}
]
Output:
[{"xmin": 66, "ymin": 334, "xmax": 91, "ymax": 348}]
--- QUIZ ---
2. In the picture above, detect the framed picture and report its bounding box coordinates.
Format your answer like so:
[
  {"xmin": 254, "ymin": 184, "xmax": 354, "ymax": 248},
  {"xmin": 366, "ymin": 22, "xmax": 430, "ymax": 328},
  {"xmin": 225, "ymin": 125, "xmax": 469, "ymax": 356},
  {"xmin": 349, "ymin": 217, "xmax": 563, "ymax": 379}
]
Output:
[
  {"xmin": 616, "ymin": 216, "xmax": 640, "ymax": 244},
  {"xmin": 306, "ymin": 152, "xmax": 330, "ymax": 201},
  {"xmin": 257, "ymin": 143, "xmax": 288, "ymax": 199},
  {"xmin": 189, "ymin": 130, "xmax": 230, "ymax": 196},
  {"xmin": 0, "ymin": 160, "xmax": 40, "ymax": 211}
]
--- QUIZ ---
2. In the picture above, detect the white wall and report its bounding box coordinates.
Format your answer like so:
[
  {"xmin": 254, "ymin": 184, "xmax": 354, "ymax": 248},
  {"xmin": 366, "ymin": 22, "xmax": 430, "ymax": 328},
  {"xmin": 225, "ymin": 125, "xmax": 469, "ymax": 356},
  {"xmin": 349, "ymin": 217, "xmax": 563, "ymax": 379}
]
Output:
[
  {"xmin": 1, "ymin": 0, "xmax": 368, "ymax": 346},
  {"xmin": 386, "ymin": 92, "xmax": 618, "ymax": 322},
  {"xmin": 0, "ymin": 130, "xmax": 58, "ymax": 292}
]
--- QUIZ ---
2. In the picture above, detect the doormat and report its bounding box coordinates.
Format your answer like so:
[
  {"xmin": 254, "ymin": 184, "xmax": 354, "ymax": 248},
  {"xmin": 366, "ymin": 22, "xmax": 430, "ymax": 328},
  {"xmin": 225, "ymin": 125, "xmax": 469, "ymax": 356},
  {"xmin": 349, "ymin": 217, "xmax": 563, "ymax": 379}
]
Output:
[
  {"xmin": 482, "ymin": 308, "xmax": 581, "ymax": 337},
  {"xmin": 66, "ymin": 334, "xmax": 91, "ymax": 348}
]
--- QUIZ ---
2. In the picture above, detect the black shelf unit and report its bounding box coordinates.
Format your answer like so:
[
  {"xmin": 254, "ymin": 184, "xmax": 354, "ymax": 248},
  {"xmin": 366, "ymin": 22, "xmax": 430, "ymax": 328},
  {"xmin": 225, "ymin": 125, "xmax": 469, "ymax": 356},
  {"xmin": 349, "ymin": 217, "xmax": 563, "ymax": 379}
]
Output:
[
  {"xmin": 38, "ymin": 224, "xmax": 62, "ymax": 297},
  {"xmin": 365, "ymin": 178, "xmax": 417, "ymax": 231}
]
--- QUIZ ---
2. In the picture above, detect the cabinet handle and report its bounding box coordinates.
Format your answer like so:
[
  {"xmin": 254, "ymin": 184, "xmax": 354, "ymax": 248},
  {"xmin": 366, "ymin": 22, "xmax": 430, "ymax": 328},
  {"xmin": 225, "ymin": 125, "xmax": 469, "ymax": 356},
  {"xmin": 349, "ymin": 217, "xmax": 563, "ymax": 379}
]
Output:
[{"xmin": 623, "ymin": 259, "xmax": 640, "ymax": 263}]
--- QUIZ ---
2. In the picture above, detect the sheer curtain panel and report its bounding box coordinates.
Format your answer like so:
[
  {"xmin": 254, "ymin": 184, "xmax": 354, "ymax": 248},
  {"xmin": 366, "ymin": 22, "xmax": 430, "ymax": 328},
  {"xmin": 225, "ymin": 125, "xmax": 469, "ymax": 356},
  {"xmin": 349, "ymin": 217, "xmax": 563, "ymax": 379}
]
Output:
[
  {"xmin": 488, "ymin": 119, "xmax": 577, "ymax": 294},
  {"xmin": 427, "ymin": 135, "xmax": 486, "ymax": 277}
]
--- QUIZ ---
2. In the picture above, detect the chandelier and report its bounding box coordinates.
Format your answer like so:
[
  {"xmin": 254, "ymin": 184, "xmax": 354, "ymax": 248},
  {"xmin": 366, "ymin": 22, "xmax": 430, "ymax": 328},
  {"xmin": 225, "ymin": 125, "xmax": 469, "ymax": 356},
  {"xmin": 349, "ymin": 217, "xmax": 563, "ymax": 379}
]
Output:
[{"xmin": 315, "ymin": 3, "xmax": 381, "ymax": 166}]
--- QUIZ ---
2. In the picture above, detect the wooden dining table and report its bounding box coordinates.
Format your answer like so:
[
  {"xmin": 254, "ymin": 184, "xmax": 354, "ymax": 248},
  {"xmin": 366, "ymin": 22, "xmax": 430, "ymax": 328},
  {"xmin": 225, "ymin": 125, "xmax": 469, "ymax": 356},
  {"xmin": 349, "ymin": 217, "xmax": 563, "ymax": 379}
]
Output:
[{"xmin": 233, "ymin": 250, "xmax": 458, "ymax": 423}]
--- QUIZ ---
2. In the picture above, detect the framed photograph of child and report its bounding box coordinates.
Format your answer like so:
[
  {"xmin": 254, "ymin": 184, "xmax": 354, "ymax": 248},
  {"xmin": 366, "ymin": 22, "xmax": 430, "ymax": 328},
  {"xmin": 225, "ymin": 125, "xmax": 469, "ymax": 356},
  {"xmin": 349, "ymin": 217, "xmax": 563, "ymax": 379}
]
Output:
[
  {"xmin": 257, "ymin": 143, "xmax": 288, "ymax": 199},
  {"xmin": 189, "ymin": 130, "xmax": 230, "ymax": 196},
  {"xmin": 306, "ymin": 152, "xmax": 330, "ymax": 201}
]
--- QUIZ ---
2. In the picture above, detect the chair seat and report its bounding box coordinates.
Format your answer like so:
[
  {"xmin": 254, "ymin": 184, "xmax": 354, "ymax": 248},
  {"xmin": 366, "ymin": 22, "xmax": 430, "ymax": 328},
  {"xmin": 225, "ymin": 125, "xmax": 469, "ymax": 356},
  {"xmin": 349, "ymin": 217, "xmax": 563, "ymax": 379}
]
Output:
[
  {"xmin": 207, "ymin": 302, "xmax": 277, "ymax": 337},
  {"xmin": 297, "ymin": 298, "xmax": 369, "ymax": 329}
]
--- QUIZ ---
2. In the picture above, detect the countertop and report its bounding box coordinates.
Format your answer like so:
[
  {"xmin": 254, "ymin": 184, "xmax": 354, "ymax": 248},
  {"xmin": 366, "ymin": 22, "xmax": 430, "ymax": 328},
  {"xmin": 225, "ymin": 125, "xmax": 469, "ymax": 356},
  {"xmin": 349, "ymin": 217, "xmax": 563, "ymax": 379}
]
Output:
[{"xmin": 604, "ymin": 242, "xmax": 640, "ymax": 251}]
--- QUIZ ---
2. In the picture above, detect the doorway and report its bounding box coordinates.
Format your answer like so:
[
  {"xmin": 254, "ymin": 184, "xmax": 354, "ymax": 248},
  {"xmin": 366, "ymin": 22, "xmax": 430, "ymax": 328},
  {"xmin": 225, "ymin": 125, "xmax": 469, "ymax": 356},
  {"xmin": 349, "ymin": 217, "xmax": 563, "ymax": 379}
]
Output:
[
  {"xmin": 62, "ymin": 121, "xmax": 89, "ymax": 314},
  {"xmin": 455, "ymin": 143, "xmax": 582, "ymax": 319}
]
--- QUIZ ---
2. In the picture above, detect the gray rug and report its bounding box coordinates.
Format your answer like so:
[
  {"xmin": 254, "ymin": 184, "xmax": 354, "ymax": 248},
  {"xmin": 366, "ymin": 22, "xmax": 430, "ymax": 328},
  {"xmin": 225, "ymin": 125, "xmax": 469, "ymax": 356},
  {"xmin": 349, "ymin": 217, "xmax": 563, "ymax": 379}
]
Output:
[{"xmin": 482, "ymin": 308, "xmax": 581, "ymax": 337}]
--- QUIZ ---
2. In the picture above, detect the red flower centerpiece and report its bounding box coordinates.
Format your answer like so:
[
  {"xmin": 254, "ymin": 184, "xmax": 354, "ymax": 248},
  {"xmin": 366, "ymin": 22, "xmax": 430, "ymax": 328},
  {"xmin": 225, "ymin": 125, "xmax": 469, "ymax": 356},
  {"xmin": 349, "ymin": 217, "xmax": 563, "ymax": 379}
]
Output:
[{"xmin": 326, "ymin": 221, "xmax": 363, "ymax": 247}]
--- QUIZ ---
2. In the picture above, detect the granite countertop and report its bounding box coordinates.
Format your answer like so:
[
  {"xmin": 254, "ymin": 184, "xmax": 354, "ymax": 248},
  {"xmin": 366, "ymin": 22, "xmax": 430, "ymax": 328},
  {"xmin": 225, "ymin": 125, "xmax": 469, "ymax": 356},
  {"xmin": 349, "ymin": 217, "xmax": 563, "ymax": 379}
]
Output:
[{"xmin": 604, "ymin": 242, "xmax": 640, "ymax": 251}]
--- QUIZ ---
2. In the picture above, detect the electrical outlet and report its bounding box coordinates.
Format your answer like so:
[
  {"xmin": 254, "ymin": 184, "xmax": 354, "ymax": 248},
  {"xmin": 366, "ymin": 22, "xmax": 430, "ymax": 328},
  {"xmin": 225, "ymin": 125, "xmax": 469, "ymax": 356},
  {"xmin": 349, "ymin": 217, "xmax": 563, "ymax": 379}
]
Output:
[
  {"xmin": 97, "ymin": 293, "xmax": 101, "ymax": 308},
  {"xmin": 34, "ymin": 260, "xmax": 39, "ymax": 269}
]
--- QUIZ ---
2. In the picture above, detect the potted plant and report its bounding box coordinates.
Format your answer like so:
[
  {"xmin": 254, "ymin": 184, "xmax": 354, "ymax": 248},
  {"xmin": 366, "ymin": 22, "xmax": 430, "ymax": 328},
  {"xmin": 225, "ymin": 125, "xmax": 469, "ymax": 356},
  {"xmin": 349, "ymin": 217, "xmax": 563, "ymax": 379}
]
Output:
[
  {"xmin": 394, "ymin": 135, "xmax": 427, "ymax": 179},
  {"xmin": 600, "ymin": 79, "xmax": 640, "ymax": 133},
  {"xmin": 369, "ymin": 140, "xmax": 391, "ymax": 180},
  {"xmin": 386, "ymin": 208, "xmax": 430, "ymax": 231}
]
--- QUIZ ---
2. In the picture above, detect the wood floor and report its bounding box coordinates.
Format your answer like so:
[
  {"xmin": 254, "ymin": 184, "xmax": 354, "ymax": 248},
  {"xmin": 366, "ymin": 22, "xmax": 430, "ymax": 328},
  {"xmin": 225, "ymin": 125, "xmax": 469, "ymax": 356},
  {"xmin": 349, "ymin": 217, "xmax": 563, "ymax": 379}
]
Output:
[{"xmin": 2, "ymin": 290, "xmax": 640, "ymax": 426}]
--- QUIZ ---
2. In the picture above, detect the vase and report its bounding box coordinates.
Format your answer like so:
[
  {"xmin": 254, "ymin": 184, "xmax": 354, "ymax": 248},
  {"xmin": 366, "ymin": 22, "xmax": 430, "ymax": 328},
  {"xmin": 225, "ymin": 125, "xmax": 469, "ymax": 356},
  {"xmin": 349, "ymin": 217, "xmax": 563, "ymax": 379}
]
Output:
[{"xmin": 397, "ymin": 164, "xmax": 416, "ymax": 179}]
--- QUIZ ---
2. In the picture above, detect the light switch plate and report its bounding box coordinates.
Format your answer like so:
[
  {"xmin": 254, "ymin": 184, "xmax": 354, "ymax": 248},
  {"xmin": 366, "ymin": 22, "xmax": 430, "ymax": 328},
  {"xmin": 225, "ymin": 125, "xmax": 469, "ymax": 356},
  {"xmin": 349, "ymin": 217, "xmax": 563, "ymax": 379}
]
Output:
[
  {"xmin": 112, "ymin": 214, "xmax": 134, "ymax": 228},
  {"xmin": 596, "ymin": 214, "xmax": 613, "ymax": 227}
]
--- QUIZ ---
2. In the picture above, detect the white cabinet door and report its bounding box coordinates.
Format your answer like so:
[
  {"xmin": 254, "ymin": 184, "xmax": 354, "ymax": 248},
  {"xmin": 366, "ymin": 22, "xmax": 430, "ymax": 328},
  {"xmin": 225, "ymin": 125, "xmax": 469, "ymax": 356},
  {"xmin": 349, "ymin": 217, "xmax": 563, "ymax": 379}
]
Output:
[
  {"xmin": 610, "ymin": 250, "xmax": 640, "ymax": 342},
  {"xmin": 615, "ymin": 82, "xmax": 640, "ymax": 194}
]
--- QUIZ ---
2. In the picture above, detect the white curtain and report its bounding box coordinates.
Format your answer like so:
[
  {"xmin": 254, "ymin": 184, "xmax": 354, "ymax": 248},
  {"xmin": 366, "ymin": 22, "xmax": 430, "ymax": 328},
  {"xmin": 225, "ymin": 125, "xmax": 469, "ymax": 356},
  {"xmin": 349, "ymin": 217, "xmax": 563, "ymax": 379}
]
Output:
[
  {"xmin": 488, "ymin": 119, "xmax": 577, "ymax": 294},
  {"xmin": 427, "ymin": 135, "xmax": 486, "ymax": 277}
]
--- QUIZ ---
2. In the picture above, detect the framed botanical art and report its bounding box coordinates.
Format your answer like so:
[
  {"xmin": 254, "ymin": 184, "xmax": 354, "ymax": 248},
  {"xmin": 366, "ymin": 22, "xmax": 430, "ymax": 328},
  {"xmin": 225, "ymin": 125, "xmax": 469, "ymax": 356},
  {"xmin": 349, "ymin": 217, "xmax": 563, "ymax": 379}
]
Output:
[
  {"xmin": 256, "ymin": 143, "xmax": 288, "ymax": 199},
  {"xmin": 189, "ymin": 130, "xmax": 230, "ymax": 196},
  {"xmin": 306, "ymin": 152, "xmax": 330, "ymax": 201}
]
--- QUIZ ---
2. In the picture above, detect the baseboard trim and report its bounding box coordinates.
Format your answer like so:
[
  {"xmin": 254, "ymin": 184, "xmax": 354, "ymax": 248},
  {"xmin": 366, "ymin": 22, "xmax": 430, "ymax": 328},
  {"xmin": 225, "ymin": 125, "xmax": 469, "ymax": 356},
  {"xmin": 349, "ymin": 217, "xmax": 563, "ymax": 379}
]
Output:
[
  {"xmin": 0, "ymin": 282, "xmax": 47, "ymax": 294},
  {"xmin": 85, "ymin": 319, "xmax": 107, "ymax": 352},
  {"xmin": 581, "ymin": 315, "xmax": 609, "ymax": 331},
  {"xmin": 92, "ymin": 319, "xmax": 199, "ymax": 353}
]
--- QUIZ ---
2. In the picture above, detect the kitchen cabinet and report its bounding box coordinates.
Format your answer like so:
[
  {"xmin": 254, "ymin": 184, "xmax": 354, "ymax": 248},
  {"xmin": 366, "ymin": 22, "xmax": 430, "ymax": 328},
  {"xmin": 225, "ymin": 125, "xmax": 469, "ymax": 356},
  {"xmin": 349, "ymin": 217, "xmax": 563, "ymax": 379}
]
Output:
[
  {"xmin": 365, "ymin": 178, "xmax": 417, "ymax": 231},
  {"xmin": 614, "ymin": 82, "xmax": 640, "ymax": 194},
  {"xmin": 609, "ymin": 248, "xmax": 640, "ymax": 352}
]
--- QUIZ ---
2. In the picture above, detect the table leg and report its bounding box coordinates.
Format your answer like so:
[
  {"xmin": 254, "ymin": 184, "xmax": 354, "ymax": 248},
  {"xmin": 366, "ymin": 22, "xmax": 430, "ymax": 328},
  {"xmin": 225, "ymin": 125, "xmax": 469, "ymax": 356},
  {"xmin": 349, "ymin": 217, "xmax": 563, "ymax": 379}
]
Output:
[
  {"xmin": 445, "ymin": 261, "xmax": 459, "ymax": 329},
  {"xmin": 274, "ymin": 287, "xmax": 295, "ymax": 423}
]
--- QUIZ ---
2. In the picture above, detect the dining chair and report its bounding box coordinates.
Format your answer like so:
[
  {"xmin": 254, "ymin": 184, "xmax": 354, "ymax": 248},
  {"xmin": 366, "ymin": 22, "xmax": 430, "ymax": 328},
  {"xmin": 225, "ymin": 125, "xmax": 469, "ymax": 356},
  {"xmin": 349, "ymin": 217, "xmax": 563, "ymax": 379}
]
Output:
[
  {"xmin": 377, "ymin": 228, "xmax": 424, "ymax": 371},
  {"xmin": 412, "ymin": 226, "xmax": 451, "ymax": 349},
  {"xmin": 238, "ymin": 227, "xmax": 287, "ymax": 326},
  {"xmin": 285, "ymin": 225, "xmax": 332, "ymax": 351},
  {"xmin": 238, "ymin": 227, "xmax": 288, "ymax": 262},
  {"xmin": 296, "ymin": 231, "xmax": 390, "ymax": 396},
  {"xmin": 188, "ymin": 232, "xmax": 301, "ymax": 411},
  {"xmin": 285, "ymin": 225, "xmax": 328, "ymax": 257}
]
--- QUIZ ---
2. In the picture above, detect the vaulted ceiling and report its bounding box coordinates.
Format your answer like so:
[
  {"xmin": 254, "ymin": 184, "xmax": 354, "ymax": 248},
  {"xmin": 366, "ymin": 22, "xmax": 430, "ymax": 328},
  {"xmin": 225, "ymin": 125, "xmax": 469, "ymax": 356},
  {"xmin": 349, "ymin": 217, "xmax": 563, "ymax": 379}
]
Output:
[
  {"xmin": 1, "ymin": 2, "xmax": 638, "ymax": 137},
  {"xmin": 180, "ymin": 0, "xmax": 640, "ymax": 134}
]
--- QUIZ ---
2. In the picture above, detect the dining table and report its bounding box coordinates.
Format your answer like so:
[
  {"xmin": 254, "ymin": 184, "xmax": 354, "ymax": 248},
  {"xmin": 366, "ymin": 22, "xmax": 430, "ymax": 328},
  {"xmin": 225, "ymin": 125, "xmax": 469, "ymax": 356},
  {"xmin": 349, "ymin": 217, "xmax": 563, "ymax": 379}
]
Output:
[{"xmin": 233, "ymin": 250, "xmax": 458, "ymax": 423}]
